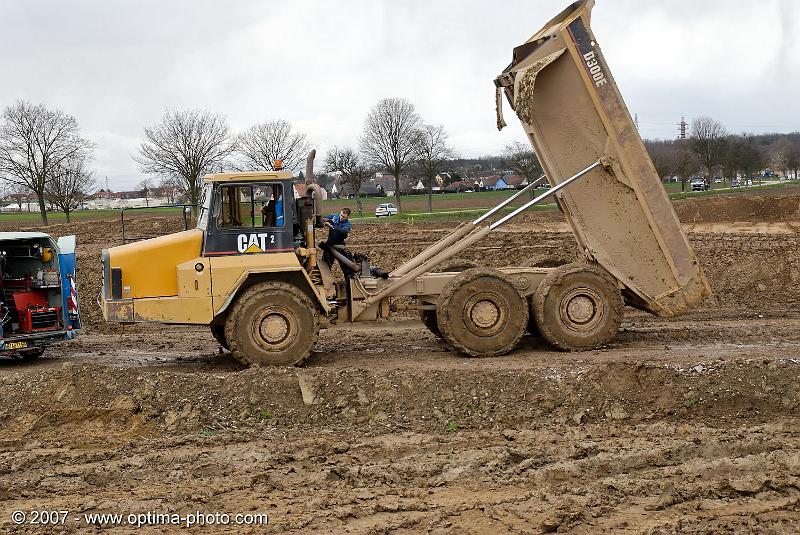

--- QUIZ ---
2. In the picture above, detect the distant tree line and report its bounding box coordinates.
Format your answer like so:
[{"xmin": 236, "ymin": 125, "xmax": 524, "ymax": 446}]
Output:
[
  {"xmin": 0, "ymin": 101, "xmax": 95, "ymax": 223},
  {"xmin": 644, "ymin": 116, "xmax": 800, "ymax": 191},
  {"xmin": 2, "ymin": 98, "xmax": 798, "ymax": 224}
]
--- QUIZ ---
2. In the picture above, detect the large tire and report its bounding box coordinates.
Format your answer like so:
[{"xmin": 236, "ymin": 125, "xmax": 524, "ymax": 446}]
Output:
[
  {"xmin": 224, "ymin": 281, "xmax": 319, "ymax": 367},
  {"xmin": 436, "ymin": 268, "xmax": 528, "ymax": 357},
  {"xmin": 421, "ymin": 261, "xmax": 477, "ymax": 339},
  {"xmin": 532, "ymin": 263, "xmax": 623, "ymax": 351},
  {"xmin": 210, "ymin": 323, "xmax": 229, "ymax": 350}
]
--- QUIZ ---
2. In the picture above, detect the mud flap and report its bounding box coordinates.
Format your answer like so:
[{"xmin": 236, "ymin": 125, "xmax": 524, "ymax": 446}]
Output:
[{"xmin": 57, "ymin": 235, "xmax": 81, "ymax": 331}]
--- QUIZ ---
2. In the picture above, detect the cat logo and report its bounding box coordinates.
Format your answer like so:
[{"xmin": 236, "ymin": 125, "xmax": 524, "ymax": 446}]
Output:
[{"xmin": 237, "ymin": 233, "xmax": 275, "ymax": 253}]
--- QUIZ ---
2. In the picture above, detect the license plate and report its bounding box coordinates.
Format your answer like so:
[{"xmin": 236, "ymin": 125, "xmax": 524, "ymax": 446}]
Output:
[{"xmin": 6, "ymin": 341, "xmax": 28, "ymax": 350}]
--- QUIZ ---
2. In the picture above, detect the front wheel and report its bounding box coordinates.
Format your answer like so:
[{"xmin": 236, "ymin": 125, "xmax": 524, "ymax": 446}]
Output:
[{"xmin": 224, "ymin": 282, "xmax": 319, "ymax": 366}]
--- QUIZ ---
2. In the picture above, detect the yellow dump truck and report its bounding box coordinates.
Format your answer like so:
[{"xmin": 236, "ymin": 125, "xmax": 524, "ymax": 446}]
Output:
[{"xmin": 101, "ymin": 0, "xmax": 710, "ymax": 366}]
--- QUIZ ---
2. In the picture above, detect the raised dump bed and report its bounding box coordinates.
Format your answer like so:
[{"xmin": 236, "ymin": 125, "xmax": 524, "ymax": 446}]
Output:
[{"xmin": 494, "ymin": 0, "xmax": 711, "ymax": 316}]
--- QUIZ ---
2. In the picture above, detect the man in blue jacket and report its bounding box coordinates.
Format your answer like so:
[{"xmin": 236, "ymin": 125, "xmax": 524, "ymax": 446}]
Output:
[{"xmin": 321, "ymin": 208, "xmax": 351, "ymax": 267}]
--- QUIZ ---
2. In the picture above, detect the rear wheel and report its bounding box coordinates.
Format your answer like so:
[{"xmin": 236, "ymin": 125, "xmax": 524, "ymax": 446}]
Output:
[
  {"xmin": 421, "ymin": 262, "xmax": 478, "ymax": 339},
  {"xmin": 224, "ymin": 281, "xmax": 319, "ymax": 366},
  {"xmin": 532, "ymin": 263, "xmax": 623, "ymax": 351},
  {"xmin": 436, "ymin": 268, "xmax": 528, "ymax": 357}
]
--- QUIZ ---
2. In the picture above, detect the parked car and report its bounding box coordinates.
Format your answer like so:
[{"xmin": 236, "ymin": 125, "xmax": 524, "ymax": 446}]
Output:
[
  {"xmin": 731, "ymin": 178, "xmax": 741, "ymax": 188},
  {"xmin": 690, "ymin": 179, "xmax": 709, "ymax": 192},
  {"xmin": 375, "ymin": 203, "xmax": 398, "ymax": 217}
]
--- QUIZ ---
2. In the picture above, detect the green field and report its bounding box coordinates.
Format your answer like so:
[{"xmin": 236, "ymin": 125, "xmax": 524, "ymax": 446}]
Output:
[{"xmin": 2, "ymin": 180, "xmax": 798, "ymax": 227}]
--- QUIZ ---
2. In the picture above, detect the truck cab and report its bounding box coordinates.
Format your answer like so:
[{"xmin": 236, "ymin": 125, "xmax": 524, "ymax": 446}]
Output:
[{"xmin": 101, "ymin": 171, "xmax": 329, "ymax": 335}]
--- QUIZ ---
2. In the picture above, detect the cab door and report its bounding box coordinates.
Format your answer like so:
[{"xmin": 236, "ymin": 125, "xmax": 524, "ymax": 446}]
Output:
[
  {"xmin": 56, "ymin": 235, "xmax": 81, "ymax": 331},
  {"xmin": 203, "ymin": 181, "xmax": 295, "ymax": 256}
]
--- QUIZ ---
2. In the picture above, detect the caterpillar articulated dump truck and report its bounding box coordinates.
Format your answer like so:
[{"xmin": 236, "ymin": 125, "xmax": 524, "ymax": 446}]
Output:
[{"xmin": 101, "ymin": 0, "xmax": 710, "ymax": 366}]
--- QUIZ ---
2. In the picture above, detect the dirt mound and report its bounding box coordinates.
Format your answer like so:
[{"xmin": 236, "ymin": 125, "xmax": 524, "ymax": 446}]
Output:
[
  {"xmin": 1, "ymin": 356, "xmax": 797, "ymax": 441},
  {"xmin": 675, "ymin": 194, "xmax": 800, "ymax": 223}
]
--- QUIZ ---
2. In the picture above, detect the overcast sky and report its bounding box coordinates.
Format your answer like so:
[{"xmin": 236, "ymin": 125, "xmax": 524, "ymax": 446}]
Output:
[{"xmin": 1, "ymin": 0, "xmax": 798, "ymax": 190}]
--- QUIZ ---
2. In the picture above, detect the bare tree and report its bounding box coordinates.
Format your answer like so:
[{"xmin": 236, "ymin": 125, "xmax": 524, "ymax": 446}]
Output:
[
  {"xmin": 360, "ymin": 98, "xmax": 422, "ymax": 212},
  {"xmin": 786, "ymin": 140, "xmax": 800, "ymax": 181},
  {"xmin": 417, "ymin": 124, "xmax": 454, "ymax": 213},
  {"xmin": 44, "ymin": 156, "xmax": 96, "ymax": 222},
  {"xmin": 0, "ymin": 101, "xmax": 93, "ymax": 224},
  {"xmin": 236, "ymin": 119, "xmax": 310, "ymax": 172},
  {"xmin": 690, "ymin": 116, "xmax": 727, "ymax": 181},
  {"xmin": 673, "ymin": 140, "xmax": 701, "ymax": 192},
  {"xmin": 771, "ymin": 136, "xmax": 800, "ymax": 180},
  {"xmin": 137, "ymin": 178, "xmax": 154, "ymax": 207},
  {"xmin": 503, "ymin": 141, "xmax": 543, "ymax": 189},
  {"xmin": 324, "ymin": 146, "xmax": 371, "ymax": 198},
  {"xmin": 158, "ymin": 175, "xmax": 182, "ymax": 204},
  {"xmin": 644, "ymin": 140, "xmax": 676, "ymax": 181},
  {"xmin": 741, "ymin": 135, "xmax": 766, "ymax": 184},
  {"xmin": 0, "ymin": 181, "xmax": 31, "ymax": 212},
  {"xmin": 728, "ymin": 134, "xmax": 765, "ymax": 184},
  {"xmin": 134, "ymin": 109, "xmax": 234, "ymax": 207}
]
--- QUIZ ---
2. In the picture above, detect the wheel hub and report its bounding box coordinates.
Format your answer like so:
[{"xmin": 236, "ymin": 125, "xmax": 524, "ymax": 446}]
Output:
[
  {"xmin": 258, "ymin": 312, "xmax": 291, "ymax": 345},
  {"xmin": 471, "ymin": 300, "xmax": 500, "ymax": 328},
  {"xmin": 559, "ymin": 288, "xmax": 604, "ymax": 332},
  {"xmin": 463, "ymin": 293, "xmax": 507, "ymax": 337},
  {"xmin": 566, "ymin": 295, "xmax": 595, "ymax": 324}
]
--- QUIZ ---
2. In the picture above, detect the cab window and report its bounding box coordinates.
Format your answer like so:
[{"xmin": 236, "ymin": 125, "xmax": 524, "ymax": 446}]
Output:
[{"xmin": 217, "ymin": 184, "xmax": 284, "ymax": 229}]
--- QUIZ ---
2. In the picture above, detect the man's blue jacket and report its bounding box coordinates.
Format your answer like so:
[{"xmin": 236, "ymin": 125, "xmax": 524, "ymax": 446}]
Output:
[{"xmin": 325, "ymin": 214, "xmax": 351, "ymax": 245}]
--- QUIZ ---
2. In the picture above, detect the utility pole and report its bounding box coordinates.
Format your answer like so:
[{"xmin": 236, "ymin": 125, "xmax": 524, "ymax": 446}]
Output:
[{"xmin": 678, "ymin": 117, "xmax": 687, "ymax": 140}]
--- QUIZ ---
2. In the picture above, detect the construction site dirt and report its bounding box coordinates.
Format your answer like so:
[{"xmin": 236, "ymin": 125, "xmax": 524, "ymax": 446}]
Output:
[{"xmin": 0, "ymin": 189, "xmax": 798, "ymax": 533}]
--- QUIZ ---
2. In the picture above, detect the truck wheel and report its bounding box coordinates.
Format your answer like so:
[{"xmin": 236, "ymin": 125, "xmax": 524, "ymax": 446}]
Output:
[
  {"xmin": 210, "ymin": 323, "xmax": 229, "ymax": 350},
  {"xmin": 532, "ymin": 263, "xmax": 623, "ymax": 351},
  {"xmin": 436, "ymin": 268, "xmax": 528, "ymax": 357},
  {"xmin": 421, "ymin": 262, "xmax": 476, "ymax": 339},
  {"xmin": 224, "ymin": 281, "xmax": 319, "ymax": 366},
  {"xmin": 420, "ymin": 310, "xmax": 441, "ymax": 338}
]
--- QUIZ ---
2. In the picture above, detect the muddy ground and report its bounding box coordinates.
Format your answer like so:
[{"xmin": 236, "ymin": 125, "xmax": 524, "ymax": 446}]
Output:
[{"xmin": 0, "ymin": 191, "xmax": 799, "ymax": 533}]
